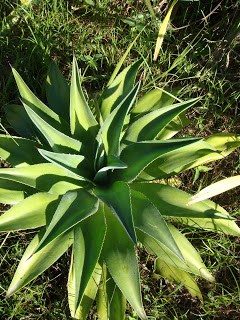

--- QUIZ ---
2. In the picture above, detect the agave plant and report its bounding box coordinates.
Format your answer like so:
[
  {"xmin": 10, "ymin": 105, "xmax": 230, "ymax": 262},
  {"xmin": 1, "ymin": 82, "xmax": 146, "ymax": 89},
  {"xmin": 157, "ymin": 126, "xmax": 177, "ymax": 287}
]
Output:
[{"xmin": 1, "ymin": 56, "xmax": 240, "ymax": 319}]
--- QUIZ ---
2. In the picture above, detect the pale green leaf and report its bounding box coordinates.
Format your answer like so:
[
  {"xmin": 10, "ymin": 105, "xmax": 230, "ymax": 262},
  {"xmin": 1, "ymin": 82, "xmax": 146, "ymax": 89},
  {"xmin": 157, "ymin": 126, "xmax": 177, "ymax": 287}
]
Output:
[
  {"xmin": 7, "ymin": 227, "xmax": 74, "ymax": 296},
  {"xmin": 33, "ymin": 189, "xmax": 99, "ymax": 254},
  {"xmin": 0, "ymin": 192, "xmax": 59, "ymax": 231},
  {"xmin": 0, "ymin": 178, "xmax": 35, "ymax": 204},
  {"xmin": 188, "ymin": 175, "xmax": 240, "ymax": 205},
  {"xmin": 37, "ymin": 148, "xmax": 92, "ymax": 181},
  {"xmin": 130, "ymin": 183, "xmax": 233, "ymax": 220},
  {"xmin": 23, "ymin": 102, "xmax": 84, "ymax": 154},
  {"xmin": 12, "ymin": 67, "xmax": 69, "ymax": 133},
  {"xmin": 131, "ymin": 190, "xmax": 185, "ymax": 262},
  {"xmin": 102, "ymin": 205, "xmax": 147, "ymax": 320},
  {"xmin": 0, "ymin": 163, "xmax": 86, "ymax": 195},
  {"xmin": 155, "ymin": 258, "xmax": 202, "ymax": 299},
  {"xmin": 123, "ymin": 98, "xmax": 199, "ymax": 144},
  {"xmin": 96, "ymin": 263, "xmax": 126, "ymax": 320},
  {"xmin": 68, "ymin": 258, "xmax": 102, "ymax": 320}
]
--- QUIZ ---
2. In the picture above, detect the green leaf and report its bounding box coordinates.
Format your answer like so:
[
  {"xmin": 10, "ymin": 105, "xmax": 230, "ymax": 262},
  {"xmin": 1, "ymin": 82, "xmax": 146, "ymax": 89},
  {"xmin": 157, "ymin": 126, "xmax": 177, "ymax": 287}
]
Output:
[
  {"xmin": 37, "ymin": 148, "xmax": 93, "ymax": 181},
  {"xmin": 70, "ymin": 56, "xmax": 98, "ymax": 144},
  {"xmin": 0, "ymin": 134, "xmax": 44, "ymax": 167},
  {"xmin": 137, "ymin": 140, "xmax": 216, "ymax": 181},
  {"xmin": 102, "ymin": 205, "xmax": 147, "ymax": 320},
  {"xmin": 23, "ymin": 102, "xmax": 84, "ymax": 154},
  {"xmin": 130, "ymin": 183, "xmax": 233, "ymax": 220},
  {"xmin": 131, "ymin": 88, "xmax": 177, "ymax": 114},
  {"xmin": 155, "ymin": 258, "xmax": 202, "ymax": 299},
  {"xmin": 116, "ymin": 138, "xmax": 201, "ymax": 182},
  {"xmin": 180, "ymin": 133, "xmax": 240, "ymax": 171},
  {"xmin": 100, "ymin": 82, "xmax": 140, "ymax": 156},
  {"xmin": 188, "ymin": 175, "xmax": 240, "ymax": 205},
  {"xmin": 131, "ymin": 190, "xmax": 185, "ymax": 262},
  {"xmin": 12, "ymin": 67, "xmax": 69, "ymax": 133},
  {"xmin": 46, "ymin": 61, "xmax": 70, "ymax": 119},
  {"xmin": 123, "ymin": 98, "xmax": 199, "ymax": 144},
  {"xmin": 94, "ymin": 181, "xmax": 137, "ymax": 245},
  {"xmin": 7, "ymin": 227, "xmax": 74, "ymax": 296},
  {"xmin": 33, "ymin": 189, "xmax": 99, "ymax": 254},
  {"xmin": 73, "ymin": 204, "xmax": 106, "ymax": 311},
  {"xmin": 0, "ymin": 163, "xmax": 87, "ymax": 195},
  {"xmin": 137, "ymin": 222, "xmax": 213, "ymax": 281},
  {"xmin": 0, "ymin": 178, "xmax": 35, "ymax": 204},
  {"xmin": 96, "ymin": 263, "xmax": 126, "ymax": 320},
  {"xmin": 101, "ymin": 59, "xmax": 142, "ymax": 120},
  {"xmin": 4, "ymin": 104, "xmax": 42, "ymax": 141},
  {"xmin": 68, "ymin": 259, "xmax": 102, "ymax": 320},
  {"xmin": 0, "ymin": 192, "xmax": 60, "ymax": 231}
]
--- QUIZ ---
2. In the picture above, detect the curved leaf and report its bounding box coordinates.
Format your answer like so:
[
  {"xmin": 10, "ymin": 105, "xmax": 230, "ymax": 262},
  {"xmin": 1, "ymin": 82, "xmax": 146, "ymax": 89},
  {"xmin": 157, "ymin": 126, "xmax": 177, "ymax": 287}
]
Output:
[
  {"xmin": 155, "ymin": 258, "xmax": 202, "ymax": 299},
  {"xmin": 97, "ymin": 263, "xmax": 126, "ymax": 320},
  {"xmin": 130, "ymin": 183, "xmax": 233, "ymax": 220},
  {"xmin": 4, "ymin": 104, "xmax": 42, "ymax": 140},
  {"xmin": 188, "ymin": 175, "xmax": 240, "ymax": 205},
  {"xmin": 123, "ymin": 98, "xmax": 199, "ymax": 144},
  {"xmin": 37, "ymin": 148, "xmax": 93, "ymax": 181},
  {"xmin": 116, "ymin": 138, "xmax": 200, "ymax": 182},
  {"xmin": 68, "ymin": 259, "xmax": 102, "ymax": 320},
  {"xmin": 23, "ymin": 102, "xmax": 84, "ymax": 154},
  {"xmin": 131, "ymin": 190, "xmax": 184, "ymax": 262},
  {"xmin": 94, "ymin": 181, "xmax": 137, "ymax": 245},
  {"xmin": 137, "ymin": 139, "xmax": 216, "ymax": 181},
  {"xmin": 101, "ymin": 59, "xmax": 142, "ymax": 120},
  {"xmin": 33, "ymin": 189, "xmax": 99, "ymax": 254},
  {"xmin": 70, "ymin": 56, "xmax": 98, "ymax": 144},
  {"xmin": 0, "ymin": 163, "xmax": 86, "ymax": 195},
  {"xmin": 0, "ymin": 134, "xmax": 44, "ymax": 167},
  {"xmin": 0, "ymin": 192, "xmax": 60, "ymax": 231},
  {"xmin": 0, "ymin": 178, "xmax": 35, "ymax": 204},
  {"xmin": 12, "ymin": 67, "xmax": 69, "ymax": 133},
  {"xmin": 73, "ymin": 204, "xmax": 106, "ymax": 311},
  {"xmin": 46, "ymin": 61, "xmax": 70, "ymax": 119},
  {"xmin": 102, "ymin": 205, "xmax": 147, "ymax": 320},
  {"xmin": 100, "ymin": 82, "xmax": 140, "ymax": 156},
  {"xmin": 137, "ymin": 223, "xmax": 213, "ymax": 281},
  {"xmin": 7, "ymin": 227, "xmax": 74, "ymax": 296}
]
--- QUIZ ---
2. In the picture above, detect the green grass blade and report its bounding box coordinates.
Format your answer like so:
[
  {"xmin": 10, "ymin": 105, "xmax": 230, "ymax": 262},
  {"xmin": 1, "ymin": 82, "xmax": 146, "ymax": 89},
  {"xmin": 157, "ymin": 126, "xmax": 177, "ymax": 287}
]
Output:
[{"xmin": 153, "ymin": 0, "xmax": 178, "ymax": 61}]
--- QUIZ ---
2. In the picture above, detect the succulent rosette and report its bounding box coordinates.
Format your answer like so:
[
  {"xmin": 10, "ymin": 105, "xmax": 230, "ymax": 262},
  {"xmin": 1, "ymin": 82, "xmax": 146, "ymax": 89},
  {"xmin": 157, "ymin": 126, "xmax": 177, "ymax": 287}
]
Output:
[{"xmin": 0, "ymin": 57, "xmax": 239, "ymax": 319}]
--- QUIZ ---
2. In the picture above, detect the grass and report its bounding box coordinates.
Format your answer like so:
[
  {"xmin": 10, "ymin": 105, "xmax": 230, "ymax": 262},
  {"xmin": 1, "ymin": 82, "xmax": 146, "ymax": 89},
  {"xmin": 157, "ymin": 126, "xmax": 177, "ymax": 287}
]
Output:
[{"xmin": 0, "ymin": 0, "xmax": 240, "ymax": 319}]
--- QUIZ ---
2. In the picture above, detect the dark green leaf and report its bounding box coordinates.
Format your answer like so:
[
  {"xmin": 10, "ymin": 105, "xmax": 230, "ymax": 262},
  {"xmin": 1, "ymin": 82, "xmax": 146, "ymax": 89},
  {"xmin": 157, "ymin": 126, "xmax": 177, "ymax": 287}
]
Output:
[{"xmin": 94, "ymin": 181, "xmax": 137, "ymax": 245}]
